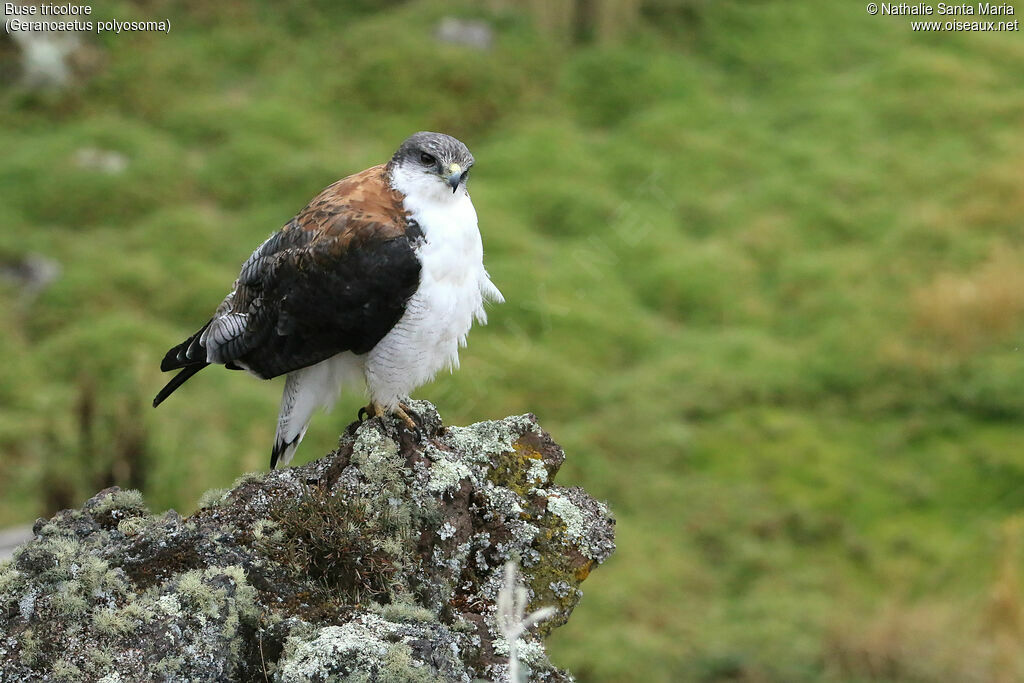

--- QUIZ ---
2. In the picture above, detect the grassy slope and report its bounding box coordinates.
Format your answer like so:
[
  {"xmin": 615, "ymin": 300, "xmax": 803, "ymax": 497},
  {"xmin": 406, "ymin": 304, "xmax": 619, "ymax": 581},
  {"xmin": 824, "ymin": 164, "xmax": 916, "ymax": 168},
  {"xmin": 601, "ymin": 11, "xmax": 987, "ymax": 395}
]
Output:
[{"xmin": 2, "ymin": 1, "xmax": 1023, "ymax": 680}]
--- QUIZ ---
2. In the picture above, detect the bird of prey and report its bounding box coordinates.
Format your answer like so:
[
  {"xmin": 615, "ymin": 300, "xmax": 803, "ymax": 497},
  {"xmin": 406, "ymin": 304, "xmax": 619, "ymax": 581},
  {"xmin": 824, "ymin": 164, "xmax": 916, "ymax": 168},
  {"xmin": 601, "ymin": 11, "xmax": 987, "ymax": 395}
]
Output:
[{"xmin": 154, "ymin": 132, "xmax": 503, "ymax": 469}]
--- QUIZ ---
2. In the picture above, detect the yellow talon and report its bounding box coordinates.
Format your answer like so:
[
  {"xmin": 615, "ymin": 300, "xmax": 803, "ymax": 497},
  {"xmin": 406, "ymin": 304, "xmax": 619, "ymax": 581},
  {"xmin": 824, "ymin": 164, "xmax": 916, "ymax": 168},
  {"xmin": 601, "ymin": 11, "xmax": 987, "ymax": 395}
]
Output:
[
  {"xmin": 394, "ymin": 402, "xmax": 420, "ymax": 432},
  {"xmin": 359, "ymin": 401, "xmax": 420, "ymax": 434}
]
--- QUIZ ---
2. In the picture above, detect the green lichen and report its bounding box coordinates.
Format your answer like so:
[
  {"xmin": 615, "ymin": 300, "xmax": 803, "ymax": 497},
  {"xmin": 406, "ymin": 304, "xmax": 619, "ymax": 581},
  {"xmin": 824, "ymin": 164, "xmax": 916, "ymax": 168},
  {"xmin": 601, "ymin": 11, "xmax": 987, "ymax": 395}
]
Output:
[
  {"xmin": 176, "ymin": 569, "xmax": 224, "ymax": 617},
  {"xmin": 87, "ymin": 648, "xmax": 114, "ymax": 672},
  {"xmin": 33, "ymin": 511, "xmax": 83, "ymax": 540},
  {"xmin": 0, "ymin": 563, "xmax": 23, "ymax": 594},
  {"xmin": 379, "ymin": 642, "xmax": 437, "ymax": 683},
  {"xmin": 231, "ymin": 471, "xmax": 267, "ymax": 489},
  {"xmin": 218, "ymin": 564, "xmax": 260, "ymax": 623},
  {"xmin": 118, "ymin": 599, "xmax": 152, "ymax": 624},
  {"xmin": 154, "ymin": 655, "xmax": 183, "ymax": 677},
  {"xmin": 93, "ymin": 607, "xmax": 134, "ymax": 636},
  {"xmin": 32, "ymin": 522, "xmax": 70, "ymax": 540},
  {"xmin": 91, "ymin": 489, "xmax": 148, "ymax": 518},
  {"xmin": 349, "ymin": 425, "xmax": 401, "ymax": 484},
  {"xmin": 277, "ymin": 623, "xmax": 381, "ymax": 681},
  {"xmin": 486, "ymin": 439, "xmax": 549, "ymax": 498},
  {"xmin": 116, "ymin": 516, "xmax": 151, "ymax": 537},
  {"xmin": 19, "ymin": 628, "xmax": 39, "ymax": 666},
  {"xmin": 51, "ymin": 658, "xmax": 82, "ymax": 682},
  {"xmin": 36, "ymin": 536, "xmax": 83, "ymax": 582},
  {"xmin": 77, "ymin": 554, "xmax": 127, "ymax": 598},
  {"xmin": 251, "ymin": 518, "xmax": 280, "ymax": 541},
  {"xmin": 156, "ymin": 593, "xmax": 182, "ymax": 618},
  {"xmin": 198, "ymin": 487, "xmax": 231, "ymax": 509},
  {"xmin": 451, "ymin": 615, "xmax": 477, "ymax": 633},
  {"xmin": 369, "ymin": 597, "xmax": 437, "ymax": 624},
  {"xmin": 51, "ymin": 584, "xmax": 89, "ymax": 616},
  {"xmin": 517, "ymin": 510, "xmax": 591, "ymax": 635},
  {"xmin": 283, "ymin": 618, "xmax": 318, "ymax": 645}
]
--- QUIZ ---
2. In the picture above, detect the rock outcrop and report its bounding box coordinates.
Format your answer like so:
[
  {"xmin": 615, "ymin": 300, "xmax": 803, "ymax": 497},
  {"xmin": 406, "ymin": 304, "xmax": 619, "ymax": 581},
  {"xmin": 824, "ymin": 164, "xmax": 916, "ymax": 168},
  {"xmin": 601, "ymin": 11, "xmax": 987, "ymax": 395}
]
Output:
[{"xmin": 0, "ymin": 402, "xmax": 615, "ymax": 682}]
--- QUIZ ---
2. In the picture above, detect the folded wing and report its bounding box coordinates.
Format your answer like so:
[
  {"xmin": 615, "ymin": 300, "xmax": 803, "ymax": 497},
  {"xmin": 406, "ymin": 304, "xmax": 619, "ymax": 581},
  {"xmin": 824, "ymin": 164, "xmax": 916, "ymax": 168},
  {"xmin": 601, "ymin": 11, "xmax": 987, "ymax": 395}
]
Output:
[{"xmin": 155, "ymin": 164, "xmax": 422, "ymax": 405}]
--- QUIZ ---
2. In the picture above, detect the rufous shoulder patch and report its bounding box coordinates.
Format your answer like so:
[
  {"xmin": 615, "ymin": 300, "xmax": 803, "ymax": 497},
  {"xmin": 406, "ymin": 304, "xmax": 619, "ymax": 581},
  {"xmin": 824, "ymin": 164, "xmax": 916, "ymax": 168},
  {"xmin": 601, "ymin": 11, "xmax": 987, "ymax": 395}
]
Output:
[{"xmin": 285, "ymin": 165, "xmax": 410, "ymax": 250}]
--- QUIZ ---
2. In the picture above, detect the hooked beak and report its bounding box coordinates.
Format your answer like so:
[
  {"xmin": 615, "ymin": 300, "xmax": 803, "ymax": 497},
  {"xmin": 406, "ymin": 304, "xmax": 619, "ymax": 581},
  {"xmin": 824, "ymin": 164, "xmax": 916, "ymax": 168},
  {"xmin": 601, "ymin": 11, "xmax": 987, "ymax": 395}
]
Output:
[{"xmin": 446, "ymin": 163, "xmax": 464, "ymax": 193}]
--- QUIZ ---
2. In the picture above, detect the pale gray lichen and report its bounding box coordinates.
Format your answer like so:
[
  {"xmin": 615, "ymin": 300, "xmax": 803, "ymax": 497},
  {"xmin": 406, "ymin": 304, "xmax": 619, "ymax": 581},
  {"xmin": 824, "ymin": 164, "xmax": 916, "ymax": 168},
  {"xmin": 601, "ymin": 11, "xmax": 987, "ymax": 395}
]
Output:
[
  {"xmin": 426, "ymin": 453, "xmax": 473, "ymax": 494},
  {"xmin": 350, "ymin": 423, "xmax": 400, "ymax": 471},
  {"xmin": 277, "ymin": 621, "xmax": 390, "ymax": 681},
  {"xmin": 17, "ymin": 588, "xmax": 37, "ymax": 620},
  {"xmin": 444, "ymin": 414, "xmax": 539, "ymax": 463},
  {"xmin": 438, "ymin": 521, "xmax": 457, "ymax": 540},
  {"xmin": 546, "ymin": 495, "xmax": 586, "ymax": 547},
  {"xmin": 484, "ymin": 482, "xmax": 525, "ymax": 516},
  {"xmin": 549, "ymin": 581, "xmax": 572, "ymax": 599},
  {"xmin": 547, "ymin": 489, "xmax": 616, "ymax": 563},
  {"xmin": 527, "ymin": 458, "xmax": 550, "ymax": 491},
  {"xmin": 276, "ymin": 612, "xmax": 463, "ymax": 683},
  {"xmin": 157, "ymin": 593, "xmax": 182, "ymax": 618}
]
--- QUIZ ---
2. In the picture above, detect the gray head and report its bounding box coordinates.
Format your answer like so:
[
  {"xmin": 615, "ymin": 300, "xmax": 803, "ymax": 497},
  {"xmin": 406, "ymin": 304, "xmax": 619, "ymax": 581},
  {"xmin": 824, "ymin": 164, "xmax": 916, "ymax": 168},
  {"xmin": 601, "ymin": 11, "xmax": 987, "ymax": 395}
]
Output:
[{"xmin": 388, "ymin": 131, "xmax": 475, "ymax": 197}]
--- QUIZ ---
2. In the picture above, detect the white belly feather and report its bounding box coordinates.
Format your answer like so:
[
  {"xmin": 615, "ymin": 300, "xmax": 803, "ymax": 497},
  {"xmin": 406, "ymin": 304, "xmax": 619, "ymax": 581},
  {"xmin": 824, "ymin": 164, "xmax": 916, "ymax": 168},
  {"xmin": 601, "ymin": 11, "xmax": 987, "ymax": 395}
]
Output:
[{"xmin": 365, "ymin": 189, "xmax": 503, "ymax": 408}]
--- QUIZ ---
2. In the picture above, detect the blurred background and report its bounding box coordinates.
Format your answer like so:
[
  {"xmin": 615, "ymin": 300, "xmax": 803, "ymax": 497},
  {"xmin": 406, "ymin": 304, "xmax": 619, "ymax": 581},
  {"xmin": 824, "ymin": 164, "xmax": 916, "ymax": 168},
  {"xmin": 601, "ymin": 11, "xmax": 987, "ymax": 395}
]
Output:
[{"xmin": 1, "ymin": 1, "xmax": 1023, "ymax": 680}]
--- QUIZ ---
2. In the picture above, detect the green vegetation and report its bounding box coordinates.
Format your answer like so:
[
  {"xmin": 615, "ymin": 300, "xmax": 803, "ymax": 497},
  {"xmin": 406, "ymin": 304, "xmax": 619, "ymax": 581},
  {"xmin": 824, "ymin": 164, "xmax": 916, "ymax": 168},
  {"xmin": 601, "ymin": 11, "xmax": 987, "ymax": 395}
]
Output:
[{"xmin": 1, "ymin": 1, "xmax": 1023, "ymax": 680}]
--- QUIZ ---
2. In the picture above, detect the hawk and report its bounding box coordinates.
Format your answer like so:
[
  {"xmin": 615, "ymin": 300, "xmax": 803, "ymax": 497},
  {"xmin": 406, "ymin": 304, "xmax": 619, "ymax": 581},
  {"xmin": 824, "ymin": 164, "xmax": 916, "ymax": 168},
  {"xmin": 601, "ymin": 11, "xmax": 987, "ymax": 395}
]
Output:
[{"xmin": 154, "ymin": 132, "xmax": 503, "ymax": 468}]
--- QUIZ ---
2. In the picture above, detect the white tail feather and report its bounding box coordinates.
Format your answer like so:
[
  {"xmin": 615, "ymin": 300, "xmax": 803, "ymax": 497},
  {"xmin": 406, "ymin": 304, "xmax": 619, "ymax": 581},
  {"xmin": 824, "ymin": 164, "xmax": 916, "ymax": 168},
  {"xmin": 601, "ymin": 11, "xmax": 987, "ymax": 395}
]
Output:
[{"xmin": 270, "ymin": 353, "xmax": 364, "ymax": 468}]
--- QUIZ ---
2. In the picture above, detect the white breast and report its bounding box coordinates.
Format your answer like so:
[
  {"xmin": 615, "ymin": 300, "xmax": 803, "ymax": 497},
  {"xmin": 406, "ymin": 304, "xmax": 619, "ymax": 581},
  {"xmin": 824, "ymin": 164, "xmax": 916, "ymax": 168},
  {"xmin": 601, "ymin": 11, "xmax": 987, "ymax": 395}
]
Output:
[{"xmin": 364, "ymin": 187, "xmax": 503, "ymax": 409}]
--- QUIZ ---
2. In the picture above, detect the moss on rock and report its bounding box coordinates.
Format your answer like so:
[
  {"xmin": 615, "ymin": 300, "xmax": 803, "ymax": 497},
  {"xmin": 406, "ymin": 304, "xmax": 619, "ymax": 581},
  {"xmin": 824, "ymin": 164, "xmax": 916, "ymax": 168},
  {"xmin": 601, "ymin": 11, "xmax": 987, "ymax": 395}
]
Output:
[{"xmin": 0, "ymin": 402, "xmax": 613, "ymax": 682}]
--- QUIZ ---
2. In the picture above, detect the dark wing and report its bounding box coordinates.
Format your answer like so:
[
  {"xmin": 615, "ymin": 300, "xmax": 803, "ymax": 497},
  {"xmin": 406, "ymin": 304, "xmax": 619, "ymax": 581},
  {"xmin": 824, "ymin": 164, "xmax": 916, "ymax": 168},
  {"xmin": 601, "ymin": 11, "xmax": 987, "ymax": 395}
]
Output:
[{"xmin": 155, "ymin": 164, "xmax": 421, "ymax": 405}]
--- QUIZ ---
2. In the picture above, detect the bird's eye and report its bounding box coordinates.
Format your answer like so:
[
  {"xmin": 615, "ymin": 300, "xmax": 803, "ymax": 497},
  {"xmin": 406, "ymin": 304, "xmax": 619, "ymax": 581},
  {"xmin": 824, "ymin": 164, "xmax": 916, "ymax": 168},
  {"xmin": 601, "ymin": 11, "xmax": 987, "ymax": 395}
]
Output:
[{"xmin": 419, "ymin": 152, "xmax": 436, "ymax": 166}]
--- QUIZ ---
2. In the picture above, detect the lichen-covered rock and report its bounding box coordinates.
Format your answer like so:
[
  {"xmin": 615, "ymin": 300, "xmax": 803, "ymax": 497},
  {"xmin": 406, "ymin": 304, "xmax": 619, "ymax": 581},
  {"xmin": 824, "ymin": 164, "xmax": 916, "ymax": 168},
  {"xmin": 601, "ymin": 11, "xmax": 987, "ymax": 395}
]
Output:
[{"xmin": 0, "ymin": 402, "xmax": 615, "ymax": 682}]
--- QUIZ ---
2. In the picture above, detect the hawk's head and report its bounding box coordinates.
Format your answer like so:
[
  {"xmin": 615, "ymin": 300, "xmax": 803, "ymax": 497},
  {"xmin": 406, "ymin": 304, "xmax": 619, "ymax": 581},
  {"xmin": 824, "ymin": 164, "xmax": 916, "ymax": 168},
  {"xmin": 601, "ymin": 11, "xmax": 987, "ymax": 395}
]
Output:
[{"xmin": 388, "ymin": 131, "xmax": 475, "ymax": 200}]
